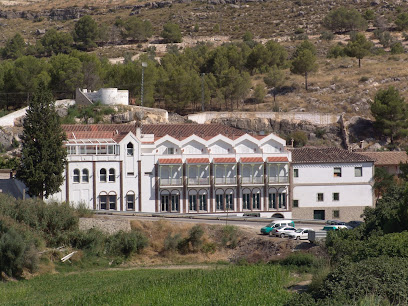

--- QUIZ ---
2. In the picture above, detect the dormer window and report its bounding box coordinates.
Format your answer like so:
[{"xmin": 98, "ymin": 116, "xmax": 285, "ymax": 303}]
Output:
[
  {"xmin": 167, "ymin": 148, "xmax": 175, "ymax": 155},
  {"xmin": 127, "ymin": 142, "xmax": 134, "ymax": 156}
]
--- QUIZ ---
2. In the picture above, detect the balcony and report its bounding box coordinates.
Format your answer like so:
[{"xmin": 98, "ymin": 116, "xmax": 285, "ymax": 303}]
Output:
[
  {"xmin": 160, "ymin": 178, "xmax": 183, "ymax": 186},
  {"xmin": 188, "ymin": 177, "xmax": 210, "ymax": 186},
  {"xmin": 215, "ymin": 177, "xmax": 237, "ymax": 185},
  {"xmin": 268, "ymin": 176, "xmax": 289, "ymax": 184},
  {"xmin": 242, "ymin": 176, "xmax": 264, "ymax": 184}
]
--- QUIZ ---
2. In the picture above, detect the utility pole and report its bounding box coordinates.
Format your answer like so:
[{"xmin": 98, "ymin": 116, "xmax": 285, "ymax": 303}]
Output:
[
  {"xmin": 141, "ymin": 62, "xmax": 147, "ymax": 107},
  {"xmin": 201, "ymin": 73, "xmax": 205, "ymax": 112}
]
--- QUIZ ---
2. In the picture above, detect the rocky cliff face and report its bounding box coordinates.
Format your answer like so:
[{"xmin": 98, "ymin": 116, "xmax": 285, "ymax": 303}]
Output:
[{"xmin": 209, "ymin": 116, "xmax": 343, "ymax": 147}]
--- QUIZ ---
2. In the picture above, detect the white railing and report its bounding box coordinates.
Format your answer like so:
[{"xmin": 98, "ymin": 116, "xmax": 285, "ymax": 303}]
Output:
[
  {"xmin": 160, "ymin": 178, "xmax": 183, "ymax": 186},
  {"xmin": 242, "ymin": 176, "xmax": 263, "ymax": 184},
  {"xmin": 268, "ymin": 176, "xmax": 289, "ymax": 183},
  {"xmin": 188, "ymin": 177, "xmax": 210, "ymax": 185},
  {"xmin": 215, "ymin": 177, "xmax": 237, "ymax": 185}
]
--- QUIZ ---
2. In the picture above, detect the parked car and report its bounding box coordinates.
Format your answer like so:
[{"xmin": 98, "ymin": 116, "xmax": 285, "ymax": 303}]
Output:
[
  {"xmin": 323, "ymin": 225, "xmax": 348, "ymax": 231},
  {"xmin": 260, "ymin": 220, "xmax": 295, "ymax": 235},
  {"xmin": 288, "ymin": 228, "xmax": 313, "ymax": 240},
  {"xmin": 270, "ymin": 226, "xmax": 296, "ymax": 238},
  {"xmin": 346, "ymin": 220, "xmax": 363, "ymax": 229},
  {"xmin": 326, "ymin": 220, "xmax": 346, "ymax": 225}
]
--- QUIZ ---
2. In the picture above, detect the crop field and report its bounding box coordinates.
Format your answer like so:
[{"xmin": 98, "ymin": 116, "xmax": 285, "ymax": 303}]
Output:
[{"xmin": 0, "ymin": 265, "xmax": 294, "ymax": 305}]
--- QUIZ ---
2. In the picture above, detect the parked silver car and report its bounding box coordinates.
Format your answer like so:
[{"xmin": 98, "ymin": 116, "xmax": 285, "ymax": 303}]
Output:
[
  {"xmin": 270, "ymin": 226, "xmax": 296, "ymax": 238},
  {"xmin": 288, "ymin": 228, "xmax": 313, "ymax": 240}
]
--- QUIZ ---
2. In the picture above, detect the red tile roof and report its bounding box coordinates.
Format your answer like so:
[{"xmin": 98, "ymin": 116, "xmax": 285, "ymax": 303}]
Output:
[
  {"xmin": 267, "ymin": 157, "xmax": 289, "ymax": 162},
  {"xmin": 62, "ymin": 124, "xmax": 247, "ymax": 143},
  {"xmin": 291, "ymin": 147, "xmax": 374, "ymax": 163},
  {"xmin": 158, "ymin": 158, "xmax": 183, "ymax": 164},
  {"xmin": 358, "ymin": 151, "xmax": 408, "ymax": 166},
  {"xmin": 141, "ymin": 124, "xmax": 245, "ymax": 141},
  {"xmin": 241, "ymin": 157, "xmax": 264, "ymax": 163},
  {"xmin": 213, "ymin": 157, "xmax": 236, "ymax": 163},
  {"xmin": 186, "ymin": 158, "xmax": 210, "ymax": 164}
]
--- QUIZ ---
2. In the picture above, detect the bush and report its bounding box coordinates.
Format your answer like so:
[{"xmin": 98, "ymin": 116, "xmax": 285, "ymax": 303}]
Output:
[
  {"xmin": 0, "ymin": 224, "xmax": 40, "ymax": 278},
  {"xmin": 107, "ymin": 230, "xmax": 148, "ymax": 257},
  {"xmin": 287, "ymin": 131, "xmax": 308, "ymax": 147},
  {"xmin": 391, "ymin": 42, "xmax": 404, "ymax": 54},
  {"xmin": 327, "ymin": 44, "xmax": 345, "ymax": 58},
  {"xmin": 323, "ymin": 7, "xmax": 367, "ymax": 33},
  {"xmin": 177, "ymin": 225, "xmax": 204, "ymax": 254},
  {"xmin": 71, "ymin": 228, "xmax": 107, "ymax": 256},
  {"xmin": 220, "ymin": 225, "xmax": 239, "ymax": 249},
  {"xmin": 359, "ymin": 76, "xmax": 369, "ymax": 82},
  {"xmin": 280, "ymin": 253, "xmax": 324, "ymax": 272},
  {"xmin": 163, "ymin": 233, "xmax": 182, "ymax": 252},
  {"xmin": 315, "ymin": 256, "xmax": 408, "ymax": 304},
  {"xmin": 319, "ymin": 31, "xmax": 334, "ymax": 41}
]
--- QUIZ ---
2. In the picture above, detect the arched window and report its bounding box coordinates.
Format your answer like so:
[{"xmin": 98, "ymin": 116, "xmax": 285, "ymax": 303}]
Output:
[
  {"xmin": 126, "ymin": 191, "xmax": 135, "ymax": 210},
  {"xmin": 100, "ymin": 168, "xmax": 107, "ymax": 182},
  {"xmin": 109, "ymin": 193, "xmax": 117, "ymax": 210},
  {"xmin": 82, "ymin": 169, "xmax": 89, "ymax": 183},
  {"xmin": 109, "ymin": 168, "xmax": 115, "ymax": 182},
  {"xmin": 127, "ymin": 142, "xmax": 134, "ymax": 156},
  {"xmin": 73, "ymin": 169, "xmax": 80, "ymax": 183}
]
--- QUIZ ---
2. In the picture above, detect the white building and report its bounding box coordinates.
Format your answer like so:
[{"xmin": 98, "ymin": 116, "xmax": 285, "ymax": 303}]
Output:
[
  {"xmin": 291, "ymin": 147, "xmax": 375, "ymax": 221},
  {"xmin": 50, "ymin": 125, "xmax": 375, "ymax": 221},
  {"xmin": 51, "ymin": 123, "xmax": 292, "ymax": 218},
  {"xmin": 76, "ymin": 88, "xmax": 129, "ymax": 106}
]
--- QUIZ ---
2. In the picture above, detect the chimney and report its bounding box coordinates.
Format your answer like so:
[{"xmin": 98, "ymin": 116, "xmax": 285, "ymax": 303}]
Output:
[
  {"xmin": 136, "ymin": 127, "xmax": 141, "ymax": 139},
  {"xmin": 290, "ymin": 138, "xmax": 294, "ymax": 148},
  {"xmin": 360, "ymin": 140, "xmax": 364, "ymax": 149}
]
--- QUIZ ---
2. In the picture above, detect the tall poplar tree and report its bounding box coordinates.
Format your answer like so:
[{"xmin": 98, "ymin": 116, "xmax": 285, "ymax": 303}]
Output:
[{"xmin": 16, "ymin": 83, "xmax": 67, "ymax": 199}]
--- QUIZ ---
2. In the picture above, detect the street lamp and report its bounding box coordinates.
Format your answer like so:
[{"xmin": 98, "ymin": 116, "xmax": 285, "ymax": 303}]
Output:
[{"xmin": 141, "ymin": 62, "xmax": 147, "ymax": 107}]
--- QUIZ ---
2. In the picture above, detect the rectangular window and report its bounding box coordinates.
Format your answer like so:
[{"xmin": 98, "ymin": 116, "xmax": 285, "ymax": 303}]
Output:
[
  {"xmin": 334, "ymin": 167, "xmax": 342, "ymax": 177},
  {"xmin": 199, "ymin": 194, "xmax": 207, "ymax": 211},
  {"xmin": 161, "ymin": 195, "xmax": 169, "ymax": 212},
  {"xmin": 226, "ymin": 194, "xmax": 234, "ymax": 210},
  {"xmin": 189, "ymin": 195, "xmax": 196, "ymax": 211},
  {"xmin": 216, "ymin": 194, "xmax": 224, "ymax": 210},
  {"xmin": 126, "ymin": 194, "xmax": 135, "ymax": 210},
  {"xmin": 293, "ymin": 200, "xmax": 299, "ymax": 208},
  {"xmin": 268, "ymin": 193, "xmax": 276, "ymax": 209},
  {"xmin": 167, "ymin": 147, "xmax": 174, "ymax": 155},
  {"xmin": 243, "ymin": 194, "xmax": 250, "ymax": 210},
  {"xmin": 127, "ymin": 172, "xmax": 135, "ymax": 176},
  {"xmin": 252, "ymin": 193, "xmax": 260, "ymax": 210},
  {"xmin": 317, "ymin": 193, "xmax": 324, "ymax": 202},
  {"xmin": 293, "ymin": 169, "xmax": 299, "ymax": 178},
  {"xmin": 355, "ymin": 167, "xmax": 362, "ymax": 177},
  {"xmin": 109, "ymin": 195, "xmax": 116, "ymax": 210},
  {"xmin": 171, "ymin": 195, "xmax": 179, "ymax": 211},
  {"xmin": 100, "ymin": 195, "xmax": 107, "ymax": 210},
  {"xmin": 333, "ymin": 210, "xmax": 340, "ymax": 218},
  {"xmin": 333, "ymin": 193, "xmax": 339, "ymax": 201},
  {"xmin": 278, "ymin": 193, "xmax": 286, "ymax": 209}
]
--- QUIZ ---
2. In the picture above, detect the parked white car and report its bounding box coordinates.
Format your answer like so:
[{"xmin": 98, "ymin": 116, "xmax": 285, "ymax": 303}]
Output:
[
  {"xmin": 270, "ymin": 226, "xmax": 296, "ymax": 238},
  {"xmin": 288, "ymin": 228, "xmax": 313, "ymax": 240}
]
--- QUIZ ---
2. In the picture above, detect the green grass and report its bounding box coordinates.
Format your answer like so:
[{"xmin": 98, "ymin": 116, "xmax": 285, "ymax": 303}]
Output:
[{"xmin": 0, "ymin": 265, "xmax": 293, "ymax": 305}]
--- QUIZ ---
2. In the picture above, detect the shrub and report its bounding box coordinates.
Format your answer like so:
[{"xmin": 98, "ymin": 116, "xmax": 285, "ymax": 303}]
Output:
[
  {"xmin": 327, "ymin": 44, "xmax": 345, "ymax": 58},
  {"xmin": 71, "ymin": 228, "xmax": 107, "ymax": 256},
  {"xmin": 107, "ymin": 230, "xmax": 148, "ymax": 257},
  {"xmin": 391, "ymin": 42, "xmax": 404, "ymax": 54},
  {"xmin": 75, "ymin": 202, "xmax": 94, "ymax": 218},
  {"xmin": 177, "ymin": 225, "xmax": 204, "ymax": 254},
  {"xmin": 163, "ymin": 233, "xmax": 182, "ymax": 252},
  {"xmin": 359, "ymin": 76, "xmax": 369, "ymax": 82},
  {"xmin": 220, "ymin": 225, "xmax": 239, "ymax": 249},
  {"xmin": 0, "ymin": 226, "xmax": 40, "ymax": 278},
  {"xmin": 315, "ymin": 256, "xmax": 408, "ymax": 304},
  {"xmin": 319, "ymin": 31, "xmax": 334, "ymax": 41},
  {"xmin": 287, "ymin": 131, "xmax": 308, "ymax": 147},
  {"xmin": 280, "ymin": 252, "xmax": 324, "ymax": 272},
  {"xmin": 323, "ymin": 7, "xmax": 367, "ymax": 33}
]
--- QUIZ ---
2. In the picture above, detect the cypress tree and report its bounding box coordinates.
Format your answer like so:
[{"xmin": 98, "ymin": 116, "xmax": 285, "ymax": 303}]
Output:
[{"xmin": 16, "ymin": 83, "xmax": 67, "ymax": 199}]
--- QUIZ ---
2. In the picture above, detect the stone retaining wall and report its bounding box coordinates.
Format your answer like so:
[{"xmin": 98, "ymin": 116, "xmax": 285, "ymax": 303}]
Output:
[{"xmin": 79, "ymin": 217, "xmax": 131, "ymax": 235}]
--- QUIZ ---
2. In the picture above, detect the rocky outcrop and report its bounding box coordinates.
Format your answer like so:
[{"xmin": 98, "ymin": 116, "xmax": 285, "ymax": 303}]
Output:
[{"xmin": 0, "ymin": 7, "xmax": 93, "ymax": 20}]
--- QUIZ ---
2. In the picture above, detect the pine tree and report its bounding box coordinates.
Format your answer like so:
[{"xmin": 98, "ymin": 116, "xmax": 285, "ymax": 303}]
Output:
[{"xmin": 16, "ymin": 83, "xmax": 67, "ymax": 199}]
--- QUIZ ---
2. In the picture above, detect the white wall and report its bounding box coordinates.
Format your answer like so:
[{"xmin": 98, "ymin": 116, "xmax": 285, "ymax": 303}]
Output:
[{"xmin": 188, "ymin": 112, "xmax": 340, "ymax": 126}]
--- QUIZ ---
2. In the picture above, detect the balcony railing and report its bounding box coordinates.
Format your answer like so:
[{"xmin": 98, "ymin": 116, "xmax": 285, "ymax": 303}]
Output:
[
  {"xmin": 215, "ymin": 177, "xmax": 237, "ymax": 185},
  {"xmin": 268, "ymin": 176, "xmax": 289, "ymax": 184},
  {"xmin": 188, "ymin": 177, "xmax": 210, "ymax": 185},
  {"xmin": 160, "ymin": 178, "xmax": 183, "ymax": 186},
  {"xmin": 242, "ymin": 176, "xmax": 264, "ymax": 184}
]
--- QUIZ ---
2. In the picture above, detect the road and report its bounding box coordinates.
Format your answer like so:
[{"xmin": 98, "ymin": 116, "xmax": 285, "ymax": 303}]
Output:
[{"xmin": 96, "ymin": 214, "xmax": 326, "ymax": 233}]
